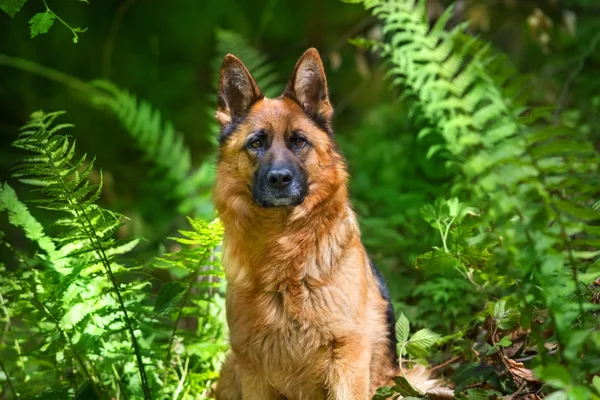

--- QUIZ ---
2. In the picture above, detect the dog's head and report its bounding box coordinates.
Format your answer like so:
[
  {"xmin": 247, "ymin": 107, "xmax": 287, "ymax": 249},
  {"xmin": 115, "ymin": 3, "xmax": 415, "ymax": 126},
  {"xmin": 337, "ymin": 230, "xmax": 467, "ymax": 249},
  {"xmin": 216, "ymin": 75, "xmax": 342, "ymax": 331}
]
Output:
[{"xmin": 214, "ymin": 48, "xmax": 346, "ymax": 218}]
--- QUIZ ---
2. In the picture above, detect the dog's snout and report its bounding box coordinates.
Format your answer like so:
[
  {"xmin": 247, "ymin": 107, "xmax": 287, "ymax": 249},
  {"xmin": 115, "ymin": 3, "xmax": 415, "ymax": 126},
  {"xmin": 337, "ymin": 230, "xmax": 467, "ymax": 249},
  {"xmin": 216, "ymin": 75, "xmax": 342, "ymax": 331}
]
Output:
[{"xmin": 267, "ymin": 168, "xmax": 293, "ymax": 189}]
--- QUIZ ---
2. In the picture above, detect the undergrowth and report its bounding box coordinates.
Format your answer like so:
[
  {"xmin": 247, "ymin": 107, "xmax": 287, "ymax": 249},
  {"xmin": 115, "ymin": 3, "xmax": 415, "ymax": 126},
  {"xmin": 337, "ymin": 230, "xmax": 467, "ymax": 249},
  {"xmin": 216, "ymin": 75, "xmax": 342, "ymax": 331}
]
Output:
[
  {"xmin": 1, "ymin": 0, "xmax": 599, "ymax": 399},
  {"xmin": 349, "ymin": 0, "xmax": 600, "ymax": 398},
  {"xmin": 0, "ymin": 111, "xmax": 226, "ymax": 399}
]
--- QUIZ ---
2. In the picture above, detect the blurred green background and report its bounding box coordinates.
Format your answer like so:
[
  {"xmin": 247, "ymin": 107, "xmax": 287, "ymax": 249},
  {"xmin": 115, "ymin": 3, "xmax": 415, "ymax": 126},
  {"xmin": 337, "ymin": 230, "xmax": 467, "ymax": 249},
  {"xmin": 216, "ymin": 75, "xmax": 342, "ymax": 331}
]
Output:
[{"xmin": 1, "ymin": 0, "xmax": 599, "ymax": 330}]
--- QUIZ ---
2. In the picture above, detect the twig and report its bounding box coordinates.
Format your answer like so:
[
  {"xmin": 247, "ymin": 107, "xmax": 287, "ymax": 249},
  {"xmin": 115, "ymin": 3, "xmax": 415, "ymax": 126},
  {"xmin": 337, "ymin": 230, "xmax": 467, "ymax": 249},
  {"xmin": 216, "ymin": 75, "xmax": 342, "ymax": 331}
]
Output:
[
  {"xmin": 0, "ymin": 356, "xmax": 17, "ymax": 399},
  {"xmin": 553, "ymin": 31, "xmax": 600, "ymax": 125},
  {"xmin": 429, "ymin": 355, "xmax": 461, "ymax": 373},
  {"xmin": 102, "ymin": 0, "xmax": 139, "ymax": 78},
  {"xmin": 515, "ymin": 348, "xmax": 558, "ymax": 363},
  {"xmin": 505, "ymin": 380, "xmax": 528, "ymax": 400}
]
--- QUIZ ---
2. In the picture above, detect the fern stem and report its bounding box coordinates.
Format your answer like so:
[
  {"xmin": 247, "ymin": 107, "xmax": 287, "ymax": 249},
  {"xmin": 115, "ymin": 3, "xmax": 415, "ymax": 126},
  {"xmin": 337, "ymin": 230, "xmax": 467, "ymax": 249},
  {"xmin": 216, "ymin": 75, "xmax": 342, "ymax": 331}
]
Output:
[
  {"xmin": 520, "ymin": 130, "xmax": 586, "ymax": 358},
  {"xmin": 111, "ymin": 363, "xmax": 129, "ymax": 400},
  {"xmin": 102, "ymin": 0, "xmax": 138, "ymax": 78},
  {"xmin": 0, "ymin": 53, "xmax": 103, "ymax": 97},
  {"xmin": 0, "ymin": 354, "xmax": 17, "ymax": 399},
  {"xmin": 165, "ymin": 257, "xmax": 206, "ymax": 363},
  {"xmin": 0, "ymin": 291, "xmax": 26, "ymax": 382},
  {"xmin": 171, "ymin": 356, "xmax": 189, "ymax": 400},
  {"xmin": 38, "ymin": 137, "xmax": 153, "ymax": 399}
]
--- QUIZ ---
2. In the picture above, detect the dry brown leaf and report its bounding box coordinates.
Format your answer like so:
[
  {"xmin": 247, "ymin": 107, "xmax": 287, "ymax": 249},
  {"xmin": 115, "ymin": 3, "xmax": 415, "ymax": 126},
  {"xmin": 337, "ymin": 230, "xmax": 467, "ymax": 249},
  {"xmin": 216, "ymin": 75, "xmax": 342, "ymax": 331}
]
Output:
[
  {"xmin": 426, "ymin": 386, "xmax": 455, "ymax": 400},
  {"xmin": 504, "ymin": 356, "xmax": 540, "ymax": 383}
]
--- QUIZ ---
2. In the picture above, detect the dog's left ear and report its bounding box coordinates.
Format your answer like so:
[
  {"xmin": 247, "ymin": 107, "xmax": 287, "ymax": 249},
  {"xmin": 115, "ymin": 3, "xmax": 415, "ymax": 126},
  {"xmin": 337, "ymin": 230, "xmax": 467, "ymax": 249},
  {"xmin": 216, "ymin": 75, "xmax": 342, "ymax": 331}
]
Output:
[{"xmin": 284, "ymin": 48, "xmax": 333, "ymax": 128}]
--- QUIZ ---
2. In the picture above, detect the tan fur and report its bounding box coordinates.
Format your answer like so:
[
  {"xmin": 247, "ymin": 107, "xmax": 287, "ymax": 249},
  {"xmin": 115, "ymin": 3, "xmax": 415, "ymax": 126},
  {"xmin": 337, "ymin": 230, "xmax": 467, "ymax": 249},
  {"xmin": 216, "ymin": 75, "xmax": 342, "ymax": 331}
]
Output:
[{"xmin": 214, "ymin": 49, "xmax": 398, "ymax": 400}]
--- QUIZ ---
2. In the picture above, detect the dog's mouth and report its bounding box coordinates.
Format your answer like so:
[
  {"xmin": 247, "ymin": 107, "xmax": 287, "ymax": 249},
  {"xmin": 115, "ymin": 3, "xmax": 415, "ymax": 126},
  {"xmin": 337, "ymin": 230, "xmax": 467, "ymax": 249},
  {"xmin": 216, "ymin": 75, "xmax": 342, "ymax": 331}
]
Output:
[
  {"xmin": 252, "ymin": 183, "xmax": 307, "ymax": 208},
  {"xmin": 253, "ymin": 193, "xmax": 305, "ymax": 208}
]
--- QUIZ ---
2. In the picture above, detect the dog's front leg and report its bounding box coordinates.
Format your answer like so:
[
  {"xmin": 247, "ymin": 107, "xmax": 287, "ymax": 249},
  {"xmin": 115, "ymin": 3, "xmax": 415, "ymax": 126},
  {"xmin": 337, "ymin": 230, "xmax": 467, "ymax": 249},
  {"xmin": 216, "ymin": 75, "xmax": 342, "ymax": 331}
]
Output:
[
  {"xmin": 240, "ymin": 370, "xmax": 281, "ymax": 400},
  {"xmin": 325, "ymin": 339, "xmax": 371, "ymax": 400}
]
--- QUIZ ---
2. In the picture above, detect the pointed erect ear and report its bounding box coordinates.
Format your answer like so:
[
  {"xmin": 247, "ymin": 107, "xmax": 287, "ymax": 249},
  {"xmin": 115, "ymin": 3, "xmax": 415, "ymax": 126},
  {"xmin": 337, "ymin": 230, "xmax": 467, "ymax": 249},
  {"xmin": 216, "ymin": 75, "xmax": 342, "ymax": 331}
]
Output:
[
  {"xmin": 217, "ymin": 54, "xmax": 262, "ymax": 126},
  {"xmin": 283, "ymin": 48, "xmax": 333, "ymax": 128}
]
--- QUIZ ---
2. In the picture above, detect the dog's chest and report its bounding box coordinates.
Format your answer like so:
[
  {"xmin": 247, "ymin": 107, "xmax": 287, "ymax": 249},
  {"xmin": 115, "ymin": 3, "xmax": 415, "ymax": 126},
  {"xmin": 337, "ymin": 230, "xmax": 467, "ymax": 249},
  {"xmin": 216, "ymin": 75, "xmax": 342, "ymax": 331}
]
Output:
[{"xmin": 227, "ymin": 286, "xmax": 336, "ymax": 394}]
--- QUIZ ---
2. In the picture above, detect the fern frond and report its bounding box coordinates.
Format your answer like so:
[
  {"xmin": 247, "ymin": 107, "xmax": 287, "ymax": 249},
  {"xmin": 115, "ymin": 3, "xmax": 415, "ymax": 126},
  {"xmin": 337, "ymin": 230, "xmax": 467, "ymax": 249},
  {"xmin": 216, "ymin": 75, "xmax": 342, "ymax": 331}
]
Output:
[
  {"xmin": 358, "ymin": 0, "xmax": 600, "ymax": 393},
  {"xmin": 10, "ymin": 110, "xmax": 153, "ymax": 399},
  {"xmin": 88, "ymin": 81, "xmax": 215, "ymax": 218},
  {"xmin": 156, "ymin": 218, "xmax": 224, "ymax": 362}
]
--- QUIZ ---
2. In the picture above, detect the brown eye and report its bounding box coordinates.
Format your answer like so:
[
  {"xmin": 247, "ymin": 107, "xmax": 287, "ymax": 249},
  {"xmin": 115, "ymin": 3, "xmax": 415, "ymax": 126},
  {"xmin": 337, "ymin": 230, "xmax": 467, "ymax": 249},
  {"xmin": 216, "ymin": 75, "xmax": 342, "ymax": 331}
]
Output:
[
  {"xmin": 249, "ymin": 139, "xmax": 263, "ymax": 149},
  {"xmin": 294, "ymin": 137, "xmax": 306, "ymax": 148}
]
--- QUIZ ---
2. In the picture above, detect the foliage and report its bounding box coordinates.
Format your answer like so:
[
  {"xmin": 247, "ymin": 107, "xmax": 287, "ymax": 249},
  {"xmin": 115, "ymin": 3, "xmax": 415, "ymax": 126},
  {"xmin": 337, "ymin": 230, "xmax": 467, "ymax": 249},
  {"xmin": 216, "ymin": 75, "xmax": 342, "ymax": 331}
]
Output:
[
  {"xmin": 0, "ymin": 111, "xmax": 226, "ymax": 399},
  {"xmin": 89, "ymin": 80, "xmax": 216, "ymax": 219},
  {"xmin": 354, "ymin": 0, "xmax": 600, "ymax": 398},
  {"xmin": 2, "ymin": 0, "xmax": 600, "ymax": 399},
  {"xmin": 1, "ymin": 0, "xmax": 87, "ymax": 42}
]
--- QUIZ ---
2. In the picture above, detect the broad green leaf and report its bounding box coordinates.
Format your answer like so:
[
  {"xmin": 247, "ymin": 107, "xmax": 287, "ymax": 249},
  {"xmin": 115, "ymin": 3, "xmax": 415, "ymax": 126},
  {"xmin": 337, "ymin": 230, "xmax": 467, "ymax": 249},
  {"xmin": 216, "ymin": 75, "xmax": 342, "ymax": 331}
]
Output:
[
  {"xmin": 396, "ymin": 313, "xmax": 410, "ymax": 345},
  {"xmin": 534, "ymin": 364, "xmax": 571, "ymax": 389},
  {"xmin": 447, "ymin": 197, "xmax": 461, "ymax": 218},
  {"xmin": 0, "ymin": 0, "xmax": 27, "ymax": 17},
  {"xmin": 592, "ymin": 376, "xmax": 600, "ymax": 396},
  {"xmin": 489, "ymin": 300, "xmax": 520, "ymax": 330},
  {"xmin": 29, "ymin": 12, "xmax": 55, "ymax": 38},
  {"xmin": 567, "ymin": 386, "xmax": 592, "ymax": 400},
  {"xmin": 392, "ymin": 376, "xmax": 424, "ymax": 397},
  {"xmin": 465, "ymin": 388, "xmax": 499, "ymax": 400},
  {"xmin": 406, "ymin": 329, "xmax": 440, "ymax": 358},
  {"xmin": 415, "ymin": 249, "xmax": 460, "ymax": 276},
  {"xmin": 497, "ymin": 335, "xmax": 512, "ymax": 348},
  {"xmin": 554, "ymin": 200, "xmax": 600, "ymax": 222},
  {"xmin": 154, "ymin": 282, "xmax": 185, "ymax": 314},
  {"xmin": 372, "ymin": 386, "xmax": 396, "ymax": 400}
]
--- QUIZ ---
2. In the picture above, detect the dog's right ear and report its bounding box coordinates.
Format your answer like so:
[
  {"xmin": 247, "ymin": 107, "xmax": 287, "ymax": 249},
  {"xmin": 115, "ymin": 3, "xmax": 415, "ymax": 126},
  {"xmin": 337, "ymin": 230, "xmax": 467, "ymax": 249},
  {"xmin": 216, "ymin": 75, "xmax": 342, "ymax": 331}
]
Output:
[{"xmin": 217, "ymin": 54, "xmax": 262, "ymax": 127}]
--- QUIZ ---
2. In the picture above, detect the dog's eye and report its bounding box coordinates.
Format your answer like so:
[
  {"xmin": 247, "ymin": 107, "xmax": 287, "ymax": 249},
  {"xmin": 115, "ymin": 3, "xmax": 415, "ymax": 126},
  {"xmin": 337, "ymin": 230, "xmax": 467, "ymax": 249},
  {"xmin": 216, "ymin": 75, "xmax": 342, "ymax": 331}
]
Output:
[
  {"xmin": 249, "ymin": 139, "xmax": 263, "ymax": 149},
  {"xmin": 293, "ymin": 137, "xmax": 306, "ymax": 148}
]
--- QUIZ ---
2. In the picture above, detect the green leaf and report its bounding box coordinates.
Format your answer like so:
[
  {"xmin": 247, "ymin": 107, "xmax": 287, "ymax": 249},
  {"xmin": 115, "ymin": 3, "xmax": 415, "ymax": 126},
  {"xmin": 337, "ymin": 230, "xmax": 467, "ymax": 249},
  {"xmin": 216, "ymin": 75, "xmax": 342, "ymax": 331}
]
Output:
[
  {"xmin": 0, "ymin": 0, "xmax": 27, "ymax": 17},
  {"xmin": 544, "ymin": 391, "xmax": 568, "ymax": 400},
  {"xmin": 406, "ymin": 329, "xmax": 440, "ymax": 358},
  {"xmin": 392, "ymin": 376, "xmax": 424, "ymax": 397},
  {"xmin": 29, "ymin": 12, "xmax": 55, "ymax": 38},
  {"xmin": 348, "ymin": 37, "xmax": 378, "ymax": 49},
  {"xmin": 396, "ymin": 313, "xmax": 410, "ymax": 345},
  {"xmin": 553, "ymin": 199, "xmax": 600, "ymax": 222},
  {"xmin": 534, "ymin": 364, "xmax": 571, "ymax": 389},
  {"xmin": 373, "ymin": 386, "xmax": 396, "ymax": 400},
  {"xmin": 497, "ymin": 335, "xmax": 512, "ymax": 348},
  {"xmin": 489, "ymin": 300, "xmax": 520, "ymax": 330},
  {"xmin": 154, "ymin": 282, "xmax": 185, "ymax": 314},
  {"xmin": 415, "ymin": 249, "xmax": 460, "ymax": 276},
  {"xmin": 592, "ymin": 376, "xmax": 600, "ymax": 396},
  {"xmin": 465, "ymin": 388, "xmax": 499, "ymax": 400}
]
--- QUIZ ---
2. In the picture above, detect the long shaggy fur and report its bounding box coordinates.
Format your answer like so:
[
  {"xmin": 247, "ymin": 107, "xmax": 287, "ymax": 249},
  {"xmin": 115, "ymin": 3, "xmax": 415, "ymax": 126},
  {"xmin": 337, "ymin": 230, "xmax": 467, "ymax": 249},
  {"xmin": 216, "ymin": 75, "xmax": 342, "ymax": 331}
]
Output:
[{"xmin": 214, "ymin": 49, "xmax": 400, "ymax": 399}]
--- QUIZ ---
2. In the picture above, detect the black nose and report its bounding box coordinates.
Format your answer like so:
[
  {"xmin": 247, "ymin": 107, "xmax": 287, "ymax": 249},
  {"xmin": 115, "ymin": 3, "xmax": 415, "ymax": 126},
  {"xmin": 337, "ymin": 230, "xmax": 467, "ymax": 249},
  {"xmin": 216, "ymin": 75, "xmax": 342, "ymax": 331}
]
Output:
[{"xmin": 267, "ymin": 168, "xmax": 293, "ymax": 189}]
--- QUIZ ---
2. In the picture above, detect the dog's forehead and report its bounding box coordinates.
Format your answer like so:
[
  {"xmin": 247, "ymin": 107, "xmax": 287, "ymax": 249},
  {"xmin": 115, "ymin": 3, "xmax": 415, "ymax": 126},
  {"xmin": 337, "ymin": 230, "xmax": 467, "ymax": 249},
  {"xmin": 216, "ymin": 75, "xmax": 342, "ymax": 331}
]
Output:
[{"xmin": 246, "ymin": 97, "xmax": 306, "ymax": 131}]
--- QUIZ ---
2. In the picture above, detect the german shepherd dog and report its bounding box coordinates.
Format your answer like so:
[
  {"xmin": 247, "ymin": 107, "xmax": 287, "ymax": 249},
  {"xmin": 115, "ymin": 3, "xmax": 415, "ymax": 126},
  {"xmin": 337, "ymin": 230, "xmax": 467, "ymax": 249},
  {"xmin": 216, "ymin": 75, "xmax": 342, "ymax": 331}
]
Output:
[{"xmin": 214, "ymin": 48, "xmax": 399, "ymax": 399}]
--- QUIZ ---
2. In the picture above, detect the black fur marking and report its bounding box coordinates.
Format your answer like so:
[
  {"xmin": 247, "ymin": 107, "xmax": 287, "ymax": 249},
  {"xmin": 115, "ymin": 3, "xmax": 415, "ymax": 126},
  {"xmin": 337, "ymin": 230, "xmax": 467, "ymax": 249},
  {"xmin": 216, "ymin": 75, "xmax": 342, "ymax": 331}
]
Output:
[
  {"xmin": 218, "ymin": 95, "xmax": 265, "ymax": 145},
  {"xmin": 370, "ymin": 260, "xmax": 399, "ymax": 369}
]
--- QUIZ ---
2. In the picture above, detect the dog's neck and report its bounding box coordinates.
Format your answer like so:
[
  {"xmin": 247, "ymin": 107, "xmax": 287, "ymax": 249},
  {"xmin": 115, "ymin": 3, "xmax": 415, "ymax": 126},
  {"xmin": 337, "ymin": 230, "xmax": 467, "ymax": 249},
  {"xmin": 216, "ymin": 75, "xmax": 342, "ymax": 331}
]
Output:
[{"xmin": 220, "ymin": 183, "xmax": 361, "ymax": 293}]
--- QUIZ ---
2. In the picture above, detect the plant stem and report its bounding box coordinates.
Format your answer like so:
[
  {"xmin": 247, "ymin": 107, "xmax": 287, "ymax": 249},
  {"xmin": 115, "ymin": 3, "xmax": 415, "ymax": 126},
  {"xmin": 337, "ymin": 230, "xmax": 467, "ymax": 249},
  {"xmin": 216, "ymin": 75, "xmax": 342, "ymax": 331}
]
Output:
[
  {"xmin": 36, "ymin": 125, "xmax": 152, "ymax": 399},
  {"xmin": 0, "ymin": 356, "xmax": 17, "ymax": 399},
  {"xmin": 172, "ymin": 356, "xmax": 189, "ymax": 400},
  {"xmin": 0, "ymin": 53, "xmax": 103, "ymax": 98},
  {"xmin": 42, "ymin": 0, "xmax": 86, "ymax": 44}
]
